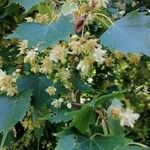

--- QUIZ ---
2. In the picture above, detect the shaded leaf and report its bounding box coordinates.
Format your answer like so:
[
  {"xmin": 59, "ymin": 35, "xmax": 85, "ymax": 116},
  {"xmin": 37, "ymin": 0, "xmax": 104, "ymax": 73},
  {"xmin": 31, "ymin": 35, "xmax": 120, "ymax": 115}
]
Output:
[
  {"xmin": 0, "ymin": 90, "xmax": 32, "ymax": 133},
  {"xmin": 17, "ymin": 75, "xmax": 53, "ymax": 110},
  {"xmin": 50, "ymin": 108, "xmax": 73, "ymax": 123},
  {"xmin": 9, "ymin": 0, "xmax": 44, "ymax": 12},
  {"xmin": 55, "ymin": 130, "xmax": 133, "ymax": 150},
  {"xmin": 6, "ymin": 15, "xmax": 74, "ymax": 51},
  {"xmin": 101, "ymin": 11, "xmax": 150, "ymax": 56},
  {"xmin": 0, "ymin": 90, "xmax": 32, "ymax": 148},
  {"xmin": 72, "ymin": 105, "xmax": 96, "ymax": 133}
]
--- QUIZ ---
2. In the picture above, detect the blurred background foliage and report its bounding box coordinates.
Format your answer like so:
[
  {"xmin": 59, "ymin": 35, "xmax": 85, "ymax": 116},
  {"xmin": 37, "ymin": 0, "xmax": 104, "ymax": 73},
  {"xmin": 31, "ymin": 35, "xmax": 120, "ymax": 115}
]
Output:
[{"xmin": 0, "ymin": 0, "xmax": 150, "ymax": 149}]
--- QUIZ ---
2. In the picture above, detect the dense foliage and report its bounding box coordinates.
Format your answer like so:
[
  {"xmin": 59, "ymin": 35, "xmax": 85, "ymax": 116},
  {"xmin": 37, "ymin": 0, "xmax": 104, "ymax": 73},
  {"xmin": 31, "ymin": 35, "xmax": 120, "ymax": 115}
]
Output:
[{"xmin": 0, "ymin": 0, "xmax": 150, "ymax": 149}]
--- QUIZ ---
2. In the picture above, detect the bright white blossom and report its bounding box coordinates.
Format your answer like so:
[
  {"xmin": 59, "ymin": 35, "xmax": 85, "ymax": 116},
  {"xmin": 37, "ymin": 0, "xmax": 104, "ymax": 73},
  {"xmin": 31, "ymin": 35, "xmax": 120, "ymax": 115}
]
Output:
[
  {"xmin": 51, "ymin": 98, "xmax": 64, "ymax": 108},
  {"xmin": 67, "ymin": 102, "xmax": 72, "ymax": 109},
  {"xmin": 87, "ymin": 78, "xmax": 93, "ymax": 83},
  {"xmin": 93, "ymin": 46, "xmax": 106, "ymax": 64},
  {"xmin": 120, "ymin": 108, "xmax": 140, "ymax": 128},
  {"xmin": 80, "ymin": 97, "xmax": 86, "ymax": 104},
  {"xmin": 46, "ymin": 86, "xmax": 57, "ymax": 96},
  {"xmin": 25, "ymin": 17, "xmax": 34, "ymax": 22},
  {"xmin": 108, "ymin": 101, "xmax": 140, "ymax": 128}
]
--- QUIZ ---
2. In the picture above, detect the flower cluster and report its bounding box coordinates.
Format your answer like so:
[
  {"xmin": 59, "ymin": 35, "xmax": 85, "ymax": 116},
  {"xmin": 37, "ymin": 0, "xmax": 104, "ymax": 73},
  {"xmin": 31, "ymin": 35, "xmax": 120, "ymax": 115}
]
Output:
[
  {"xmin": 51, "ymin": 97, "xmax": 64, "ymax": 108},
  {"xmin": 89, "ymin": 0, "xmax": 109, "ymax": 8},
  {"xmin": 25, "ymin": 13, "xmax": 50, "ymax": 24},
  {"xmin": 18, "ymin": 40, "xmax": 28, "ymax": 55},
  {"xmin": 46, "ymin": 86, "xmax": 57, "ymax": 96},
  {"xmin": 0, "ymin": 69, "xmax": 18, "ymax": 96},
  {"xmin": 109, "ymin": 104, "xmax": 140, "ymax": 128}
]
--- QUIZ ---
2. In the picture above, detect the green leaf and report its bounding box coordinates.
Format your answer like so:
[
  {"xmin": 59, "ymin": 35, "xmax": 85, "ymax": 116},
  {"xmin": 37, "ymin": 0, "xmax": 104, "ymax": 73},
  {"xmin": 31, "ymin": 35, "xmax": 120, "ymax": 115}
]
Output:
[
  {"xmin": 0, "ymin": 90, "xmax": 32, "ymax": 133},
  {"xmin": 101, "ymin": 11, "xmax": 150, "ymax": 56},
  {"xmin": 9, "ymin": 0, "xmax": 44, "ymax": 12},
  {"xmin": 0, "ymin": 90, "xmax": 32, "ymax": 147},
  {"xmin": 17, "ymin": 75, "xmax": 53, "ymax": 110},
  {"xmin": 72, "ymin": 105, "xmax": 96, "ymax": 133},
  {"xmin": 50, "ymin": 108, "xmax": 73, "ymax": 123},
  {"xmin": 93, "ymin": 91, "xmax": 125, "ymax": 106},
  {"xmin": 71, "ymin": 73, "xmax": 93, "ymax": 92},
  {"xmin": 56, "ymin": 134, "xmax": 76, "ymax": 150},
  {"xmin": 38, "ymin": 3, "xmax": 53, "ymax": 19},
  {"xmin": 122, "ymin": 145, "xmax": 150, "ymax": 150},
  {"xmin": 6, "ymin": 15, "xmax": 74, "ymax": 51},
  {"xmin": 55, "ymin": 130, "xmax": 132, "ymax": 150},
  {"xmin": 108, "ymin": 118, "xmax": 124, "ymax": 135}
]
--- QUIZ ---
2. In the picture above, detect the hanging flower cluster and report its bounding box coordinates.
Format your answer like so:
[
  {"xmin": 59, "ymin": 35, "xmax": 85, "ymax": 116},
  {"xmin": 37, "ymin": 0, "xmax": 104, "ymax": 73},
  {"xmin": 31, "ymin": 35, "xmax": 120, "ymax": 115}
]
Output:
[
  {"xmin": 109, "ymin": 104, "xmax": 140, "ymax": 128},
  {"xmin": 0, "ymin": 69, "xmax": 18, "ymax": 96}
]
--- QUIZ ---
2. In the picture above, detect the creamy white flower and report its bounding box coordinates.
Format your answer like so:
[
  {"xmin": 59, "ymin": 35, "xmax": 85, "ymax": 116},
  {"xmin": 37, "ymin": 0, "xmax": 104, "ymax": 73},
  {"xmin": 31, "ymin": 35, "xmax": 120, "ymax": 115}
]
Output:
[
  {"xmin": 46, "ymin": 86, "xmax": 57, "ymax": 96},
  {"xmin": 80, "ymin": 97, "xmax": 86, "ymax": 104},
  {"xmin": 120, "ymin": 108, "xmax": 140, "ymax": 128},
  {"xmin": 108, "ymin": 105, "xmax": 122, "ymax": 117},
  {"xmin": 40, "ymin": 56, "xmax": 53, "ymax": 74},
  {"xmin": 7, "ymin": 87, "xmax": 18, "ymax": 97},
  {"xmin": 49, "ymin": 45, "xmax": 67, "ymax": 63},
  {"xmin": 89, "ymin": 0, "xmax": 109, "ymax": 8},
  {"xmin": 77, "ymin": 57, "xmax": 93, "ymax": 75},
  {"xmin": 67, "ymin": 102, "xmax": 72, "ymax": 109},
  {"xmin": 18, "ymin": 40, "xmax": 28, "ymax": 54},
  {"xmin": 87, "ymin": 78, "xmax": 93, "ymax": 83},
  {"xmin": 31, "ymin": 63, "xmax": 40, "ymax": 73},
  {"xmin": 35, "ymin": 13, "xmax": 49, "ymax": 23},
  {"xmin": 24, "ymin": 50, "xmax": 38, "ymax": 64},
  {"xmin": 0, "ymin": 69, "xmax": 18, "ymax": 96},
  {"xmin": 57, "ymin": 68, "xmax": 70, "ymax": 83},
  {"xmin": 51, "ymin": 98, "xmax": 64, "ymax": 108},
  {"xmin": 93, "ymin": 46, "xmax": 106, "ymax": 64}
]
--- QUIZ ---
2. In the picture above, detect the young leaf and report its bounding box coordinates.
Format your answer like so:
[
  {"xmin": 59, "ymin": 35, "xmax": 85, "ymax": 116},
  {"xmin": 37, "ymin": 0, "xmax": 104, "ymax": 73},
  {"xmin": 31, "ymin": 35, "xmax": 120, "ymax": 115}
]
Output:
[
  {"xmin": 101, "ymin": 11, "xmax": 150, "ymax": 56},
  {"xmin": 6, "ymin": 15, "xmax": 74, "ymax": 51},
  {"xmin": 9, "ymin": 0, "xmax": 44, "ymax": 12},
  {"xmin": 72, "ymin": 105, "xmax": 96, "ymax": 133}
]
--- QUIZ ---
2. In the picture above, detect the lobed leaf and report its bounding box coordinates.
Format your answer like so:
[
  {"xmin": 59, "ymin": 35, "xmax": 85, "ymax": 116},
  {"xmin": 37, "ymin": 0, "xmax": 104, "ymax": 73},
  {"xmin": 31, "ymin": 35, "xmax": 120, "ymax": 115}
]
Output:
[
  {"xmin": 101, "ymin": 11, "xmax": 150, "ymax": 56},
  {"xmin": 6, "ymin": 15, "xmax": 74, "ymax": 51},
  {"xmin": 9, "ymin": 0, "xmax": 44, "ymax": 12}
]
